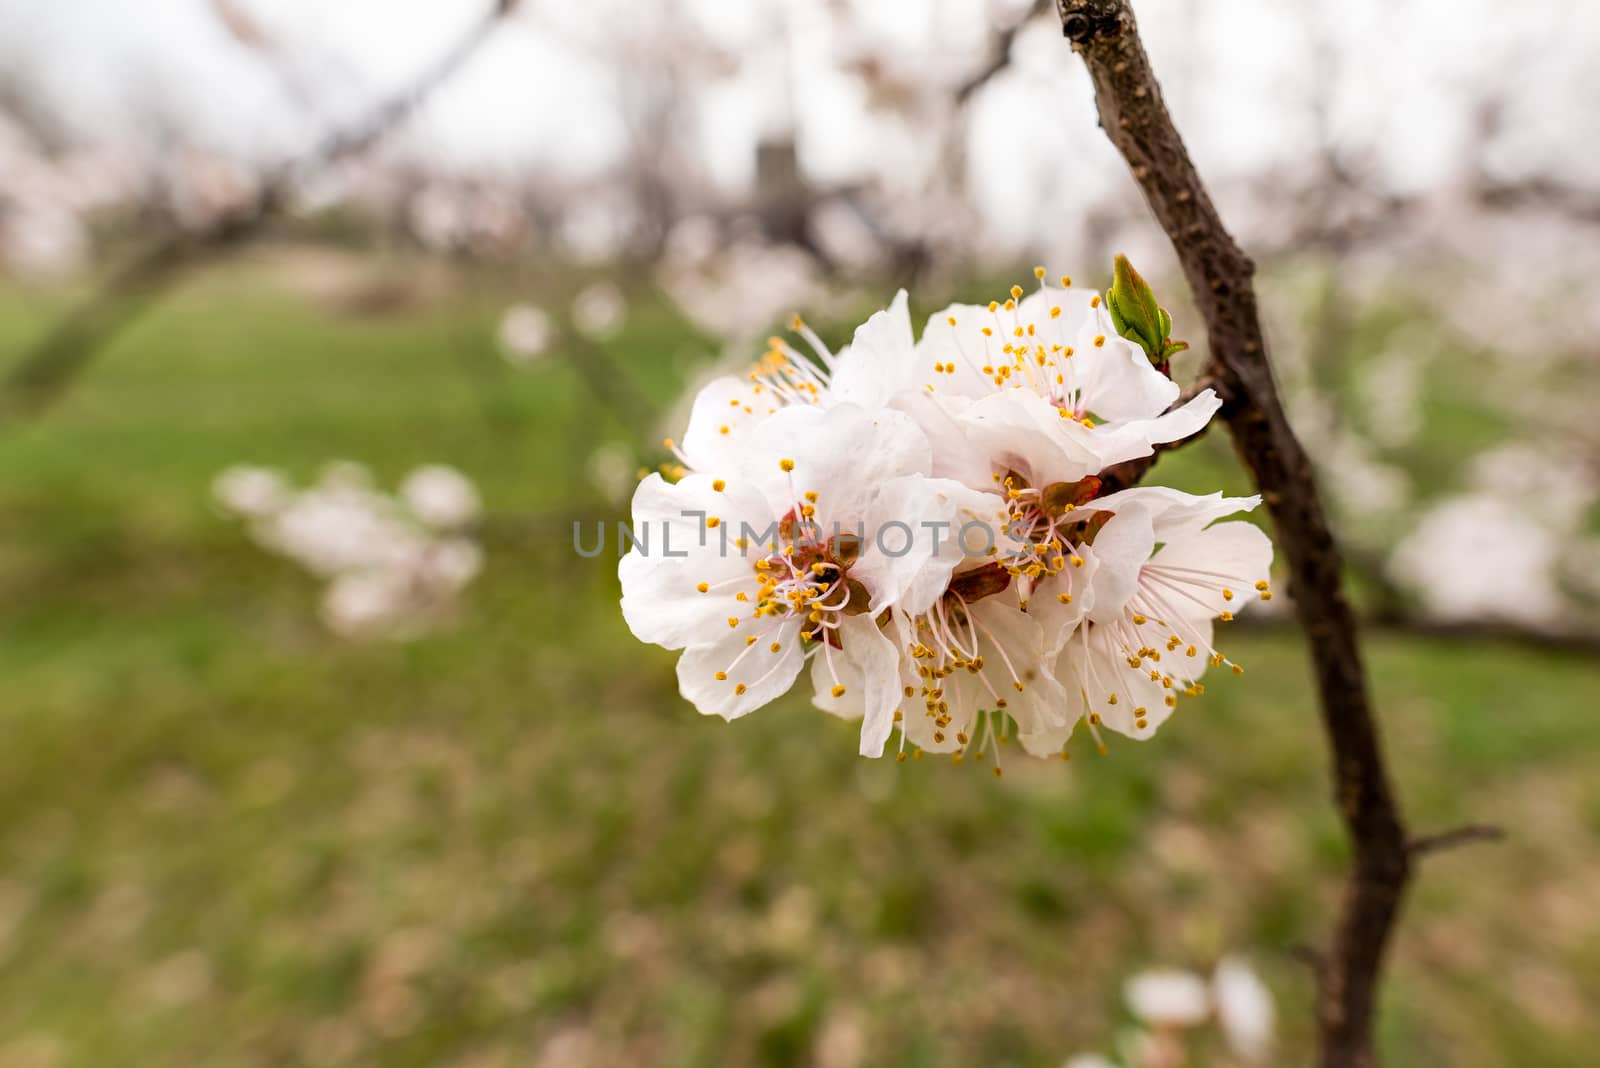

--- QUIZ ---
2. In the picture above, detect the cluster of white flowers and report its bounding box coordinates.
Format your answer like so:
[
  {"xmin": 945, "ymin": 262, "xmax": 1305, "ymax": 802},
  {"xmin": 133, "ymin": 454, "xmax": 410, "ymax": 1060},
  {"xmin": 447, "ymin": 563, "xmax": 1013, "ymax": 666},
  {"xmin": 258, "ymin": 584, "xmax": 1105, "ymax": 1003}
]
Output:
[
  {"xmin": 619, "ymin": 269, "xmax": 1274, "ymax": 765},
  {"xmin": 1067, "ymin": 956, "xmax": 1275, "ymax": 1067},
  {"xmin": 213, "ymin": 462, "xmax": 483, "ymax": 640}
]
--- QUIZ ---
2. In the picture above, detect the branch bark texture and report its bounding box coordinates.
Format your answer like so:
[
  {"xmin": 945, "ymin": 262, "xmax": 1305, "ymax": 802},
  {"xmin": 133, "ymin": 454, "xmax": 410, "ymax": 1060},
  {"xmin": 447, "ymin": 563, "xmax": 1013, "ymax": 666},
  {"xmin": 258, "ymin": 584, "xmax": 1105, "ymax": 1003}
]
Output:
[{"xmin": 1055, "ymin": 3, "xmax": 1411, "ymax": 1064}]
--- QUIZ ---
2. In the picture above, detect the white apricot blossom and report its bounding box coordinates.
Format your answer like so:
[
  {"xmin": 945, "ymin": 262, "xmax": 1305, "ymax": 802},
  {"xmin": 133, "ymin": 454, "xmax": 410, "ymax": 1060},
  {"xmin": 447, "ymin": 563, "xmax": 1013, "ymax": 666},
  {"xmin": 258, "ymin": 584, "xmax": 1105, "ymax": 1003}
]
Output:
[
  {"xmin": 620, "ymin": 402, "xmax": 996, "ymax": 756},
  {"xmin": 620, "ymin": 267, "xmax": 1274, "ymax": 763},
  {"xmin": 1048, "ymin": 488, "xmax": 1273, "ymax": 750}
]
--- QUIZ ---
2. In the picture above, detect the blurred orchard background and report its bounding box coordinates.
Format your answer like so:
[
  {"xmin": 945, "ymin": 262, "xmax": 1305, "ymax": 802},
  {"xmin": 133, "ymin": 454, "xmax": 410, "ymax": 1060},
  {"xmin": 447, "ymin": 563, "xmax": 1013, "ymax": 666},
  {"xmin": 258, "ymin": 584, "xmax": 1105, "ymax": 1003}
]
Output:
[{"xmin": 1, "ymin": 0, "xmax": 1598, "ymax": 1065}]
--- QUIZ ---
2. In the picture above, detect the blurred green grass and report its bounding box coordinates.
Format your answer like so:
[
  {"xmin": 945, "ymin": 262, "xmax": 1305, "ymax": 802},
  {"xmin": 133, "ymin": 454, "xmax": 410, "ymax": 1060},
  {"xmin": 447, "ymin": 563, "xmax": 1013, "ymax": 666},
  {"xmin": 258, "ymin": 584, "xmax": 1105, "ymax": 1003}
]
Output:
[{"xmin": 0, "ymin": 250, "xmax": 1596, "ymax": 1067}]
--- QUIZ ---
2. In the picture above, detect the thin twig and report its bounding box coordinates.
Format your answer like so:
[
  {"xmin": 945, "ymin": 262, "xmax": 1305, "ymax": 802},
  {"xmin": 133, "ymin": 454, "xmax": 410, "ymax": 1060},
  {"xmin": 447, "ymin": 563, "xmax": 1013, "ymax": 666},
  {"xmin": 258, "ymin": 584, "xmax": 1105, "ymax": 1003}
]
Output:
[
  {"xmin": 954, "ymin": 0, "xmax": 1052, "ymax": 104},
  {"xmin": 1055, "ymin": 3, "xmax": 1419, "ymax": 1065},
  {"xmin": 1234, "ymin": 612, "xmax": 1600, "ymax": 658},
  {"xmin": 0, "ymin": 0, "xmax": 518, "ymax": 425},
  {"xmin": 1409, "ymin": 824, "xmax": 1505, "ymax": 857}
]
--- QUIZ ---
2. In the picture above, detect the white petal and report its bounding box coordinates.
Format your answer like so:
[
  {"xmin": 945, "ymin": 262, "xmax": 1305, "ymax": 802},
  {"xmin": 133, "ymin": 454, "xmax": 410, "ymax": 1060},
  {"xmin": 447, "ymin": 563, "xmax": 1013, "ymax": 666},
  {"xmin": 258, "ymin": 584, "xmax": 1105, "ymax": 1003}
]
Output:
[
  {"xmin": 1055, "ymin": 623, "xmax": 1173, "ymax": 740},
  {"xmin": 1083, "ymin": 506, "xmax": 1156, "ymax": 624},
  {"xmin": 1145, "ymin": 521, "xmax": 1274, "ymax": 619},
  {"xmin": 1124, "ymin": 968, "xmax": 1211, "ymax": 1028},
  {"xmin": 839, "ymin": 614, "xmax": 904, "ymax": 757},
  {"xmin": 1083, "ymin": 485, "xmax": 1260, "ymax": 539},
  {"xmin": 1213, "ymin": 956, "xmax": 1275, "ymax": 1063},
  {"xmin": 1141, "ymin": 387, "xmax": 1222, "ymax": 444},
  {"xmin": 914, "ymin": 302, "xmax": 1006, "ymax": 399},
  {"xmin": 618, "ymin": 473, "xmax": 767, "ymax": 650},
  {"xmin": 679, "ymin": 375, "xmax": 774, "ymax": 473},
  {"xmin": 749, "ymin": 403, "xmax": 931, "ymax": 527},
  {"xmin": 969, "ymin": 599, "xmax": 1068, "ymax": 732},
  {"xmin": 676, "ymin": 618, "xmax": 805, "ymax": 720},
  {"xmin": 959, "ymin": 389, "xmax": 1108, "ymax": 486},
  {"xmin": 1073, "ymin": 331, "xmax": 1179, "ymax": 422},
  {"xmin": 852, "ymin": 476, "xmax": 1006, "ymax": 615},
  {"xmin": 829, "ymin": 289, "xmax": 917, "ymax": 409},
  {"xmin": 887, "ymin": 390, "xmax": 992, "ymax": 488}
]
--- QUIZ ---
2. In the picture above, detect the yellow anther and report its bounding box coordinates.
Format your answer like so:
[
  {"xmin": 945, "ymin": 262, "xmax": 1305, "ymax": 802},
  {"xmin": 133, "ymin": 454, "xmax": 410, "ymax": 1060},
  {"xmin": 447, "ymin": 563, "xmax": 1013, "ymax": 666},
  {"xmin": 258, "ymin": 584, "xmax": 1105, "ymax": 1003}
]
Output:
[
  {"xmin": 1050, "ymin": 306, "xmax": 1061, "ymax": 318},
  {"xmin": 987, "ymin": 301, "xmax": 999, "ymax": 313},
  {"xmin": 770, "ymin": 642, "xmax": 782, "ymax": 653},
  {"xmin": 1164, "ymin": 695, "xmax": 1177, "ymax": 707},
  {"xmin": 1232, "ymin": 664, "xmax": 1245, "ymax": 676},
  {"xmin": 779, "ymin": 458, "xmax": 795, "ymax": 472},
  {"xmin": 1060, "ymin": 274, "xmax": 1072, "ymax": 287},
  {"xmin": 1093, "ymin": 334, "xmax": 1106, "ymax": 347},
  {"xmin": 1089, "ymin": 295, "xmax": 1101, "ymax": 308},
  {"xmin": 719, "ymin": 425, "xmax": 729, "ymax": 435},
  {"xmin": 1070, "ymin": 555, "xmax": 1084, "ymax": 568},
  {"xmin": 947, "ymin": 315, "xmax": 957, "ymax": 327},
  {"xmin": 662, "ymin": 437, "xmax": 675, "ymax": 449},
  {"xmin": 1107, "ymin": 693, "xmax": 1118, "ymax": 705},
  {"xmin": 1057, "ymin": 592, "xmax": 1073, "ymax": 604},
  {"xmin": 831, "ymin": 685, "xmax": 846, "ymax": 698},
  {"xmin": 727, "ymin": 617, "xmax": 739, "ymax": 628},
  {"xmin": 1220, "ymin": 611, "xmax": 1234, "ymax": 622},
  {"xmin": 1260, "ymin": 591, "xmax": 1273, "ymax": 601},
  {"xmin": 1222, "ymin": 588, "xmax": 1233, "ymax": 601},
  {"xmin": 706, "ymin": 516, "xmax": 721, "ymax": 529},
  {"xmin": 1033, "ymin": 266, "xmax": 1046, "ymax": 280},
  {"xmin": 735, "ymin": 683, "xmax": 747, "ymax": 695},
  {"xmin": 1010, "ymin": 284, "xmax": 1024, "ymax": 299},
  {"xmin": 714, "ymin": 671, "xmax": 727, "ymax": 681},
  {"xmin": 1255, "ymin": 580, "xmax": 1270, "ymax": 591},
  {"xmin": 696, "ymin": 582, "xmax": 709, "ymax": 593}
]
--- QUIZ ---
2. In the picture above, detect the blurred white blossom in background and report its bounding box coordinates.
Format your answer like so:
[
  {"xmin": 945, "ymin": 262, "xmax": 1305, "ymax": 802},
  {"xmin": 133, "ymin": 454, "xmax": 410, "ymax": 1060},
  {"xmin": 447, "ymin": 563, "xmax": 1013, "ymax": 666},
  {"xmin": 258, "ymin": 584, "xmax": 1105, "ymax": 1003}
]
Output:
[
  {"xmin": 1212, "ymin": 955, "xmax": 1276, "ymax": 1064},
  {"xmin": 1124, "ymin": 969, "xmax": 1211, "ymax": 1030},
  {"xmin": 571, "ymin": 280, "xmax": 626, "ymax": 339},
  {"xmin": 213, "ymin": 461, "xmax": 483, "ymax": 639},
  {"xmin": 211, "ymin": 464, "xmax": 292, "ymax": 519},
  {"xmin": 659, "ymin": 217, "xmax": 826, "ymax": 342},
  {"xmin": 1388, "ymin": 444, "xmax": 1600, "ymax": 628},
  {"xmin": 1067, "ymin": 956, "xmax": 1275, "ymax": 1067},
  {"xmin": 399, "ymin": 464, "xmax": 481, "ymax": 529},
  {"xmin": 496, "ymin": 302, "xmax": 553, "ymax": 365}
]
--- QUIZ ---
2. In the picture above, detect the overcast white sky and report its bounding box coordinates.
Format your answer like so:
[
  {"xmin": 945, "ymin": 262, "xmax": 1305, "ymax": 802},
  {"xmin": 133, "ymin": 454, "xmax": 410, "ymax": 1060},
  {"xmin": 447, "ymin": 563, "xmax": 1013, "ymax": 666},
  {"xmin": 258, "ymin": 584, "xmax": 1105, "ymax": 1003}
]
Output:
[{"xmin": 2, "ymin": 0, "xmax": 1597, "ymax": 248}]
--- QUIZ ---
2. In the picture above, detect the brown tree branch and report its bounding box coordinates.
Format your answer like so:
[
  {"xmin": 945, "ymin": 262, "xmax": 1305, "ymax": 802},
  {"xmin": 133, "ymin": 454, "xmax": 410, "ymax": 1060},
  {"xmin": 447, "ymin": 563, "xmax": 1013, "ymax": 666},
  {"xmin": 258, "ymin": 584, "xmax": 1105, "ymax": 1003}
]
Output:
[
  {"xmin": 1234, "ymin": 611, "xmax": 1600, "ymax": 658},
  {"xmin": 0, "ymin": 0, "xmax": 518, "ymax": 425},
  {"xmin": 1056, "ymin": 3, "xmax": 1417, "ymax": 1065}
]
